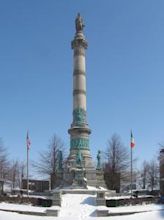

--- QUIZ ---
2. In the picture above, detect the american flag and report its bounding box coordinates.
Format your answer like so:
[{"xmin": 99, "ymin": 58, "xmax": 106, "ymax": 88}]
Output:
[{"xmin": 26, "ymin": 132, "xmax": 31, "ymax": 150}]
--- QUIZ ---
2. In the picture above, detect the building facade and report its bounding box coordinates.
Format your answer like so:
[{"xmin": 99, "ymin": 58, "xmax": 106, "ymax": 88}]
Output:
[{"xmin": 160, "ymin": 149, "xmax": 164, "ymax": 196}]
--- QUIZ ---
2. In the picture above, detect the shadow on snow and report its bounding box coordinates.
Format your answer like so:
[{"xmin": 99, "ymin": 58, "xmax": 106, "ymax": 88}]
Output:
[{"xmin": 80, "ymin": 196, "xmax": 96, "ymax": 206}]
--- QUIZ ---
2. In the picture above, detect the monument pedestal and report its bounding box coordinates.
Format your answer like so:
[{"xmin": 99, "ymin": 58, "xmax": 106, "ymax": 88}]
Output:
[
  {"xmin": 72, "ymin": 167, "xmax": 86, "ymax": 188},
  {"xmin": 64, "ymin": 158, "xmax": 97, "ymax": 188},
  {"xmin": 85, "ymin": 169, "xmax": 97, "ymax": 186},
  {"xmin": 96, "ymin": 169, "xmax": 106, "ymax": 188}
]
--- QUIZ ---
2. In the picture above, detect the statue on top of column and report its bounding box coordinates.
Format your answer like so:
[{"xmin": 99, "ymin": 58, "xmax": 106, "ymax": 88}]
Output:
[{"xmin": 75, "ymin": 13, "xmax": 85, "ymax": 33}]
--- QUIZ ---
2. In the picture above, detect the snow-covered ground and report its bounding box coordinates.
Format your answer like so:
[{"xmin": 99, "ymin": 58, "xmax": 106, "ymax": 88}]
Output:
[
  {"xmin": 0, "ymin": 193, "xmax": 164, "ymax": 220},
  {"xmin": 0, "ymin": 202, "xmax": 54, "ymax": 213},
  {"xmin": 59, "ymin": 194, "xmax": 96, "ymax": 218}
]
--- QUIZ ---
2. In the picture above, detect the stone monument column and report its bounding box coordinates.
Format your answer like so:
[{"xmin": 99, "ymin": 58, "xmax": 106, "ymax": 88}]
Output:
[{"xmin": 67, "ymin": 14, "xmax": 96, "ymax": 186}]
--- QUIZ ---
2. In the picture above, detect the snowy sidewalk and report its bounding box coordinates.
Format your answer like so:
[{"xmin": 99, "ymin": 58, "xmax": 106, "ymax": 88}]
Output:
[{"xmin": 59, "ymin": 194, "xmax": 97, "ymax": 219}]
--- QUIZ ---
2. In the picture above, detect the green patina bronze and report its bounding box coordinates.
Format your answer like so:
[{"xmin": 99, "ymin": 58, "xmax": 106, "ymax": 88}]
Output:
[
  {"xmin": 73, "ymin": 108, "xmax": 86, "ymax": 126},
  {"xmin": 56, "ymin": 150, "xmax": 63, "ymax": 172},
  {"xmin": 71, "ymin": 138, "xmax": 89, "ymax": 149},
  {"xmin": 96, "ymin": 150, "xmax": 101, "ymax": 170},
  {"xmin": 76, "ymin": 149, "xmax": 83, "ymax": 167}
]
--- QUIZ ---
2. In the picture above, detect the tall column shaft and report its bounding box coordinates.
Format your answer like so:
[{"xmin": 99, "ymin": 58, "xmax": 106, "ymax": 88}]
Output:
[
  {"xmin": 68, "ymin": 14, "xmax": 92, "ymax": 162},
  {"xmin": 73, "ymin": 47, "xmax": 86, "ymax": 111},
  {"xmin": 72, "ymin": 42, "xmax": 88, "ymax": 127}
]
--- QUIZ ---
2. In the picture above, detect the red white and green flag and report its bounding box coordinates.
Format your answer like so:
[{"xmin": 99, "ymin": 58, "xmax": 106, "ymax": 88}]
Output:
[
  {"xmin": 130, "ymin": 131, "xmax": 135, "ymax": 148},
  {"xmin": 26, "ymin": 131, "xmax": 31, "ymax": 150}
]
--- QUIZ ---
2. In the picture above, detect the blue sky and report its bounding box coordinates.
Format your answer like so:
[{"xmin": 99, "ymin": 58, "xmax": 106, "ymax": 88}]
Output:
[{"xmin": 0, "ymin": 0, "xmax": 164, "ymax": 171}]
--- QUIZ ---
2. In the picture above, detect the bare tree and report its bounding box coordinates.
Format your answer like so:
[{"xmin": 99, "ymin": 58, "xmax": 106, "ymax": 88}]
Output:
[
  {"xmin": 147, "ymin": 159, "xmax": 159, "ymax": 191},
  {"xmin": 104, "ymin": 134, "xmax": 130, "ymax": 192},
  {"xmin": 20, "ymin": 161, "xmax": 26, "ymax": 189},
  {"xmin": 33, "ymin": 134, "xmax": 65, "ymax": 189},
  {"xmin": 0, "ymin": 138, "xmax": 9, "ymax": 179},
  {"xmin": 9, "ymin": 160, "xmax": 21, "ymax": 189},
  {"xmin": 140, "ymin": 160, "xmax": 150, "ymax": 189},
  {"xmin": 6, "ymin": 160, "xmax": 26, "ymax": 190}
]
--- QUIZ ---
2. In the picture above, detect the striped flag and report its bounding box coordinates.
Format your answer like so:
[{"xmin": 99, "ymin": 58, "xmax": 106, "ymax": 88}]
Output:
[
  {"xmin": 130, "ymin": 131, "xmax": 135, "ymax": 148},
  {"xmin": 26, "ymin": 132, "xmax": 31, "ymax": 150}
]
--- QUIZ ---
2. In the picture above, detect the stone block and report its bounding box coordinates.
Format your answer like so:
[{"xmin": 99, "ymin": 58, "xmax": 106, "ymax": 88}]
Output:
[
  {"xmin": 96, "ymin": 198, "xmax": 106, "ymax": 206},
  {"xmin": 46, "ymin": 209, "xmax": 59, "ymax": 216},
  {"xmin": 51, "ymin": 191, "xmax": 62, "ymax": 206},
  {"xmin": 96, "ymin": 191, "xmax": 106, "ymax": 206},
  {"xmin": 96, "ymin": 209, "xmax": 108, "ymax": 216}
]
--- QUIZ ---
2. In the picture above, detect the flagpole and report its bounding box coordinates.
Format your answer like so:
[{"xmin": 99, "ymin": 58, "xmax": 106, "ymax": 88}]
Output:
[
  {"xmin": 130, "ymin": 144, "xmax": 133, "ymax": 198},
  {"xmin": 26, "ymin": 131, "xmax": 31, "ymax": 197},
  {"xmin": 27, "ymin": 140, "xmax": 29, "ymax": 196},
  {"xmin": 130, "ymin": 130, "xmax": 135, "ymax": 198}
]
